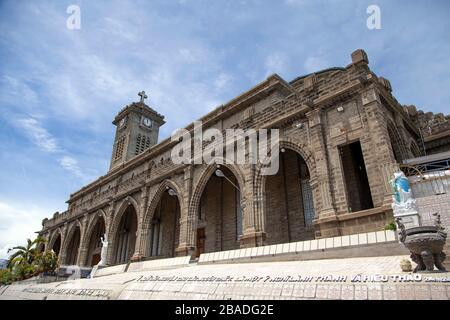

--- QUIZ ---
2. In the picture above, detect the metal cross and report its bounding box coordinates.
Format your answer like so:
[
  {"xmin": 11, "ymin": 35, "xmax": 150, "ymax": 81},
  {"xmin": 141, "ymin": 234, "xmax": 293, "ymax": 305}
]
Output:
[{"xmin": 138, "ymin": 91, "xmax": 148, "ymax": 103}]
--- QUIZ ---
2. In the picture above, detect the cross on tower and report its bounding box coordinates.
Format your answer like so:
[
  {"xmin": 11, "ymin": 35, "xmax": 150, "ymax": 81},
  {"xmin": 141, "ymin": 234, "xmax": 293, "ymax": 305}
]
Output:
[{"xmin": 138, "ymin": 91, "xmax": 148, "ymax": 103}]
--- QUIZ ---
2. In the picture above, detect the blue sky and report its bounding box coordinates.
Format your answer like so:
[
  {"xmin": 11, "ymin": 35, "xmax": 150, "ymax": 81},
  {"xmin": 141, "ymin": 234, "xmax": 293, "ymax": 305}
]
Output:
[{"xmin": 0, "ymin": 0, "xmax": 449, "ymax": 258}]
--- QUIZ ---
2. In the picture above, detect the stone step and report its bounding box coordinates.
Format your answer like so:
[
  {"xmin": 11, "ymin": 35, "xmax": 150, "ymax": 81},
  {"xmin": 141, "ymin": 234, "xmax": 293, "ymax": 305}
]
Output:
[{"xmin": 198, "ymin": 230, "xmax": 408, "ymax": 265}]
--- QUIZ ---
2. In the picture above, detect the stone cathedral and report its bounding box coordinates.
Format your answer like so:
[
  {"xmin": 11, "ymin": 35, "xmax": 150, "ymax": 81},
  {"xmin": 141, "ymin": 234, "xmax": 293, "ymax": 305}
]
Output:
[{"xmin": 39, "ymin": 49, "xmax": 450, "ymax": 269}]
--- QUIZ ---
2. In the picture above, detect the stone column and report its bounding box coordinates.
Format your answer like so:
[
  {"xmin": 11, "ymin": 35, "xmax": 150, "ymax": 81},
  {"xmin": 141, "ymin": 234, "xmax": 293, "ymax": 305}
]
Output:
[
  {"xmin": 131, "ymin": 186, "xmax": 149, "ymax": 262},
  {"xmin": 240, "ymin": 166, "xmax": 265, "ymax": 247},
  {"xmin": 176, "ymin": 167, "xmax": 196, "ymax": 257},
  {"xmin": 306, "ymin": 108, "xmax": 339, "ymax": 238},
  {"xmin": 76, "ymin": 214, "xmax": 89, "ymax": 267},
  {"xmin": 105, "ymin": 201, "xmax": 116, "ymax": 266},
  {"xmin": 306, "ymin": 108, "xmax": 336, "ymax": 217},
  {"xmin": 362, "ymin": 87, "xmax": 399, "ymax": 207},
  {"xmin": 58, "ymin": 222, "xmax": 69, "ymax": 265},
  {"xmin": 42, "ymin": 232, "xmax": 50, "ymax": 253}
]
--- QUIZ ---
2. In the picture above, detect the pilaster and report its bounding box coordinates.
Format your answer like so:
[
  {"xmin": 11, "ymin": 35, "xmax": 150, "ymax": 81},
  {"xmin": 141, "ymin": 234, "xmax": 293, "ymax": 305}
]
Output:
[
  {"xmin": 131, "ymin": 186, "xmax": 149, "ymax": 261},
  {"xmin": 176, "ymin": 166, "xmax": 196, "ymax": 257}
]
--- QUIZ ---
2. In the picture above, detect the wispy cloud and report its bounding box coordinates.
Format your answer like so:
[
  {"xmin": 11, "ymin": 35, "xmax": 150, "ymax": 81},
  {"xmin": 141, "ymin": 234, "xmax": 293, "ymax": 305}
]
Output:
[
  {"xmin": 15, "ymin": 118, "xmax": 59, "ymax": 153},
  {"xmin": 13, "ymin": 117, "xmax": 93, "ymax": 181},
  {"xmin": 59, "ymin": 155, "xmax": 87, "ymax": 180},
  {"xmin": 0, "ymin": 201, "xmax": 52, "ymax": 259}
]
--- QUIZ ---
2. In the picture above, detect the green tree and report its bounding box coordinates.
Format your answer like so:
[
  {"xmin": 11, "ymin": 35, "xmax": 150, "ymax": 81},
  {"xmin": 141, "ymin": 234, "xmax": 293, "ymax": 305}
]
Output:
[
  {"xmin": 7, "ymin": 236, "xmax": 45, "ymax": 268},
  {"xmin": 7, "ymin": 236, "xmax": 48, "ymax": 281}
]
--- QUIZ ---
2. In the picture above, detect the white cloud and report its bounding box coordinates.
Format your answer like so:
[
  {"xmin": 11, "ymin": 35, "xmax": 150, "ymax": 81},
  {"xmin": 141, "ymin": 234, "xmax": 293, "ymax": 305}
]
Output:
[
  {"xmin": 15, "ymin": 118, "xmax": 59, "ymax": 153},
  {"xmin": 59, "ymin": 155, "xmax": 86, "ymax": 180},
  {"xmin": 0, "ymin": 201, "xmax": 52, "ymax": 259},
  {"xmin": 13, "ymin": 117, "xmax": 93, "ymax": 180}
]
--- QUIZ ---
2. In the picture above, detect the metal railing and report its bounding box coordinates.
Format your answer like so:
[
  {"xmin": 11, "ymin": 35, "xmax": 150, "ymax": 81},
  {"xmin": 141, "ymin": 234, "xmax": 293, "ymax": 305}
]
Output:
[{"xmin": 401, "ymin": 163, "xmax": 450, "ymax": 198}]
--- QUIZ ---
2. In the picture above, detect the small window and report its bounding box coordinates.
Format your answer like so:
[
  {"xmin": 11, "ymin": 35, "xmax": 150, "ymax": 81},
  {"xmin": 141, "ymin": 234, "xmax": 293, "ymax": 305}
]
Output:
[{"xmin": 114, "ymin": 135, "xmax": 126, "ymax": 162}]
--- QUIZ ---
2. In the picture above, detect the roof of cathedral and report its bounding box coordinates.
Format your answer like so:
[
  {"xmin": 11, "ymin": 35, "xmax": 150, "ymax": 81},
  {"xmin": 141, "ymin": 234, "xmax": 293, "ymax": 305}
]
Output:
[{"xmin": 289, "ymin": 67, "xmax": 346, "ymax": 84}]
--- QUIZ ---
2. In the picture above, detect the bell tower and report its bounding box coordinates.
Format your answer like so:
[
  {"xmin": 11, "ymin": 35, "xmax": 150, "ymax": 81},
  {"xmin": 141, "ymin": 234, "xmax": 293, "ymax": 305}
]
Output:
[{"xmin": 109, "ymin": 91, "xmax": 165, "ymax": 170}]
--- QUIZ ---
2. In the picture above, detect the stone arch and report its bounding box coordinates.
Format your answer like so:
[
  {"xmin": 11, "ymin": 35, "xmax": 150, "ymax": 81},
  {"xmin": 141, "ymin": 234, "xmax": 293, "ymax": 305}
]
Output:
[
  {"xmin": 142, "ymin": 179, "xmax": 184, "ymax": 231},
  {"xmin": 188, "ymin": 162, "xmax": 246, "ymax": 222},
  {"xmin": 410, "ymin": 140, "xmax": 422, "ymax": 158},
  {"xmin": 47, "ymin": 228, "xmax": 62, "ymax": 256},
  {"xmin": 387, "ymin": 120, "xmax": 408, "ymax": 162},
  {"xmin": 61, "ymin": 220, "xmax": 82, "ymax": 265},
  {"xmin": 108, "ymin": 196, "xmax": 139, "ymax": 240},
  {"xmin": 107, "ymin": 196, "xmax": 139, "ymax": 265},
  {"xmin": 254, "ymin": 138, "xmax": 316, "ymax": 233},
  {"xmin": 85, "ymin": 209, "xmax": 108, "ymax": 242},
  {"xmin": 141, "ymin": 179, "xmax": 184, "ymax": 258},
  {"xmin": 186, "ymin": 162, "xmax": 247, "ymax": 255},
  {"xmin": 82, "ymin": 210, "xmax": 107, "ymax": 266}
]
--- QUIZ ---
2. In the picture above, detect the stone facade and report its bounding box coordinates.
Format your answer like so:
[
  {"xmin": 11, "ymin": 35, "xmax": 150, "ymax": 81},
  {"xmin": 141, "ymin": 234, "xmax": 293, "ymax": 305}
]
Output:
[
  {"xmin": 39, "ymin": 49, "xmax": 449, "ymax": 268},
  {"xmin": 404, "ymin": 105, "xmax": 450, "ymax": 155}
]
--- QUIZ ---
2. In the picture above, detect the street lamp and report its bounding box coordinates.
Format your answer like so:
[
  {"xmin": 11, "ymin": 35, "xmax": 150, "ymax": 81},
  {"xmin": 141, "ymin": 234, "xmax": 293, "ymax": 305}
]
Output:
[
  {"xmin": 166, "ymin": 186, "xmax": 177, "ymax": 196},
  {"xmin": 215, "ymin": 168, "xmax": 240, "ymax": 192}
]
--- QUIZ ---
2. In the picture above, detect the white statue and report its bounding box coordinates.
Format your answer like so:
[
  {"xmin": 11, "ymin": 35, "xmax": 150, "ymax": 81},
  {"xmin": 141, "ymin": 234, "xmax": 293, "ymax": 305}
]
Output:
[
  {"xmin": 390, "ymin": 171, "xmax": 420, "ymax": 229},
  {"xmin": 390, "ymin": 171, "xmax": 416, "ymax": 211},
  {"xmin": 98, "ymin": 234, "xmax": 108, "ymax": 267}
]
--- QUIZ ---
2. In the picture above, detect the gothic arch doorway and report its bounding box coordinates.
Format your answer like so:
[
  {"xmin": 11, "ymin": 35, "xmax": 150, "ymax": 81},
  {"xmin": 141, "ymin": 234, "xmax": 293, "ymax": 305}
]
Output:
[
  {"xmin": 50, "ymin": 233, "xmax": 61, "ymax": 257},
  {"xmin": 65, "ymin": 226, "xmax": 81, "ymax": 265},
  {"xmin": 196, "ymin": 165, "xmax": 243, "ymax": 256},
  {"xmin": 85, "ymin": 217, "xmax": 106, "ymax": 266},
  {"xmin": 112, "ymin": 204, "xmax": 137, "ymax": 264},
  {"xmin": 147, "ymin": 188, "xmax": 181, "ymax": 258},
  {"xmin": 264, "ymin": 148, "xmax": 315, "ymax": 245}
]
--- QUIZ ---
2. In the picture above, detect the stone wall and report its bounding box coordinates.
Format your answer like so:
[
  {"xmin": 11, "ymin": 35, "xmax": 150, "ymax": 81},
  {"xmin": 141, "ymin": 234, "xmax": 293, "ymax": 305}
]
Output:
[{"xmin": 416, "ymin": 194, "xmax": 450, "ymax": 230}]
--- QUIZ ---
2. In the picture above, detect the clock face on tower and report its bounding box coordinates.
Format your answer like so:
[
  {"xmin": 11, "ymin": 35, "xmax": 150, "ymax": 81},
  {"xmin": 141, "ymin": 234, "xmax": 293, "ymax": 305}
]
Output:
[{"xmin": 142, "ymin": 116, "xmax": 153, "ymax": 128}]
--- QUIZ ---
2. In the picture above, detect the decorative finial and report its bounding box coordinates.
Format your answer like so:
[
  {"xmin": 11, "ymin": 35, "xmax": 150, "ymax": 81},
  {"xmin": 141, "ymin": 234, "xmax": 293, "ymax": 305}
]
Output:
[
  {"xmin": 395, "ymin": 217, "xmax": 406, "ymax": 242},
  {"xmin": 433, "ymin": 212, "xmax": 444, "ymax": 231},
  {"xmin": 138, "ymin": 91, "xmax": 148, "ymax": 103}
]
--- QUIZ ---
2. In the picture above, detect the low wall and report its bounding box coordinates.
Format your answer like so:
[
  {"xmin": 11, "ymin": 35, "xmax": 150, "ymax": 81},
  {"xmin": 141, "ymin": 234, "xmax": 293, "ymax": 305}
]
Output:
[{"xmin": 416, "ymin": 193, "xmax": 450, "ymax": 230}]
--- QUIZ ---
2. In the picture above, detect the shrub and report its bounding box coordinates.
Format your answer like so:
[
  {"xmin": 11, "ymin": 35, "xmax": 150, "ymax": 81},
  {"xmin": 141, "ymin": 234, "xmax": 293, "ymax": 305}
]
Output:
[
  {"xmin": 385, "ymin": 219, "xmax": 397, "ymax": 231},
  {"xmin": 0, "ymin": 269, "xmax": 13, "ymax": 285}
]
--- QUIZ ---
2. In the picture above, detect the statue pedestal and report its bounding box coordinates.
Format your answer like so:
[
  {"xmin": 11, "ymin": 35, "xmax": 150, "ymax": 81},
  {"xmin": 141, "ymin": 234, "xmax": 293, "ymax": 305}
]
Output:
[{"xmin": 393, "ymin": 208, "xmax": 421, "ymax": 229}]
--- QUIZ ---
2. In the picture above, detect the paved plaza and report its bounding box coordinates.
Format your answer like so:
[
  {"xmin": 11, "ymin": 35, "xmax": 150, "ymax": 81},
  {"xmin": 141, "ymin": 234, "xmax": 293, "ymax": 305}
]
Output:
[{"xmin": 2, "ymin": 255, "xmax": 449, "ymax": 300}]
